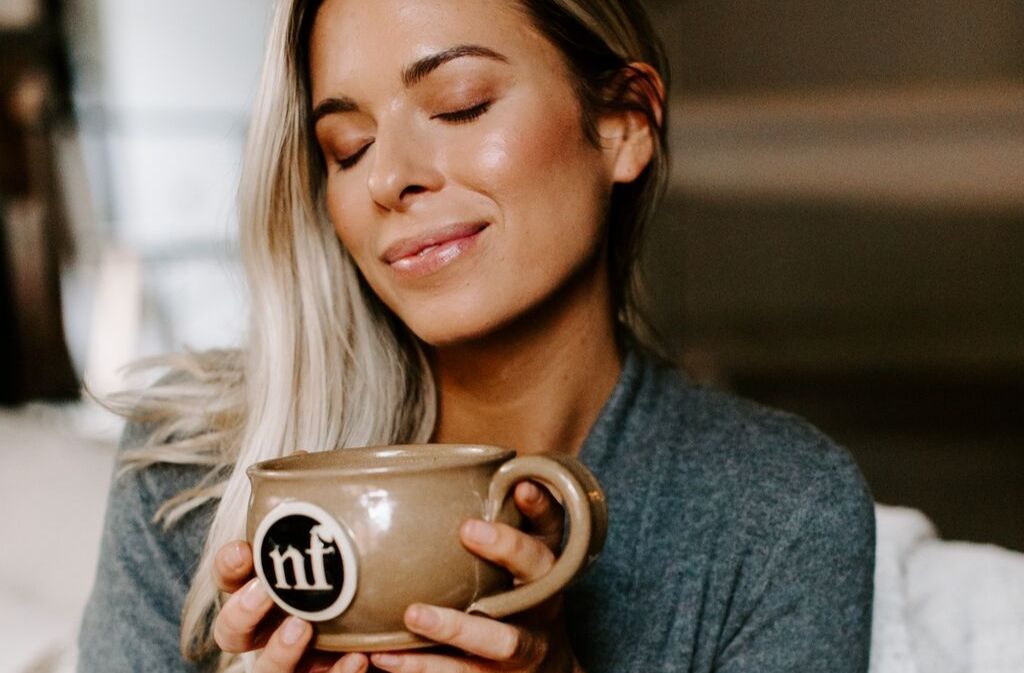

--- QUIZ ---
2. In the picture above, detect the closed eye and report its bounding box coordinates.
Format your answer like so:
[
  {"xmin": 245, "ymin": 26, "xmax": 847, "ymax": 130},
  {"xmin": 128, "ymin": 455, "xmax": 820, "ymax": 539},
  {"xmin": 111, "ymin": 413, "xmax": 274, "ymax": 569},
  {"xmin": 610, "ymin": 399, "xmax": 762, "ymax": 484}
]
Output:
[
  {"xmin": 332, "ymin": 101, "xmax": 493, "ymax": 172},
  {"xmin": 335, "ymin": 142, "xmax": 372, "ymax": 171},
  {"xmin": 435, "ymin": 100, "xmax": 492, "ymax": 123}
]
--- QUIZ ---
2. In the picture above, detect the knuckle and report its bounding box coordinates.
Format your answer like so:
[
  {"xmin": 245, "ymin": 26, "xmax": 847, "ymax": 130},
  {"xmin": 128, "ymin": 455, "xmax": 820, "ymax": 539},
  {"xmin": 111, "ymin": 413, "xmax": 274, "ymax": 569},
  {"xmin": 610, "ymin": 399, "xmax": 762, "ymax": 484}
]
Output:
[
  {"xmin": 522, "ymin": 537, "xmax": 552, "ymax": 573},
  {"xmin": 259, "ymin": 641, "xmax": 300, "ymax": 671},
  {"xmin": 331, "ymin": 654, "xmax": 362, "ymax": 673},
  {"xmin": 534, "ymin": 497, "xmax": 556, "ymax": 520},
  {"xmin": 213, "ymin": 556, "xmax": 233, "ymax": 586},
  {"xmin": 214, "ymin": 550, "xmax": 251, "ymax": 592},
  {"xmin": 536, "ymin": 544, "xmax": 556, "ymax": 572},
  {"xmin": 212, "ymin": 619, "xmax": 229, "ymax": 651},
  {"xmin": 219, "ymin": 603, "xmax": 246, "ymax": 631},
  {"xmin": 505, "ymin": 528, "xmax": 528, "ymax": 560},
  {"xmin": 220, "ymin": 600, "xmax": 254, "ymax": 633},
  {"xmin": 213, "ymin": 549, "xmax": 228, "ymax": 573},
  {"xmin": 484, "ymin": 523, "xmax": 517, "ymax": 561},
  {"xmin": 213, "ymin": 612, "xmax": 246, "ymax": 653},
  {"xmin": 214, "ymin": 569, "xmax": 236, "ymax": 594},
  {"xmin": 495, "ymin": 628, "xmax": 522, "ymax": 661},
  {"xmin": 442, "ymin": 613, "xmax": 470, "ymax": 643},
  {"xmin": 379, "ymin": 655, "xmax": 420, "ymax": 673},
  {"xmin": 253, "ymin": 651, "xmax": 281, "ymax": 673},
  {"xmin": 496, "ymin": 525, "xmax": 557, "ymax": 579}
]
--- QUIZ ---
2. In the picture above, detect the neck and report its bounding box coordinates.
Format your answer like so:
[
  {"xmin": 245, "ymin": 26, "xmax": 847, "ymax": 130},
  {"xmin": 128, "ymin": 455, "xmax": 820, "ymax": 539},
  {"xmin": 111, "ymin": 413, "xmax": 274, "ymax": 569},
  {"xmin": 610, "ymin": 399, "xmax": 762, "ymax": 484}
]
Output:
[{"xmin": 426, "ymin": 256, "xmax": 622, "ymax": 457}]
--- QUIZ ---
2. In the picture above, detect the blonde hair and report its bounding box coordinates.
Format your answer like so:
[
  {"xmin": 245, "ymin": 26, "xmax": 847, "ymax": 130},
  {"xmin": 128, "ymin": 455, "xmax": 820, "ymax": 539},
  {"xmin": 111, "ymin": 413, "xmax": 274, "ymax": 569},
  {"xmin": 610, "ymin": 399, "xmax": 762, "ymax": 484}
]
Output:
[{"xmin": 112, "ymin": 0, "xmax": 669, "ymax": 670}]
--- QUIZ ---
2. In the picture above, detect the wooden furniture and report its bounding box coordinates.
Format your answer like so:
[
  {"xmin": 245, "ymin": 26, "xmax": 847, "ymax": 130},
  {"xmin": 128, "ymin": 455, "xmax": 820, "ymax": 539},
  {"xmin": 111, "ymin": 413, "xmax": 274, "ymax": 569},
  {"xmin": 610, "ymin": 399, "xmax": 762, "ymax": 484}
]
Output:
[{"xmin": 0, "ymin": 1, "xmax": 78, "ymax": 403}]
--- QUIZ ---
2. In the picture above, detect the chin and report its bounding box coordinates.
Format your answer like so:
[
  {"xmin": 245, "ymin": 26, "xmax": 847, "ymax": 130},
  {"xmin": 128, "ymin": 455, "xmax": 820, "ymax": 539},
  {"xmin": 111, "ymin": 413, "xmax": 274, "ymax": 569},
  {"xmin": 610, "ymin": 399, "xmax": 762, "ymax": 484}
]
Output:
[
  {"xmin": 403, "ymin": 311, "xmax": 504, "ymax": 348},
  {"xmin": 394, "ymin": 296, "xmax": 524, "ymax": 349}
]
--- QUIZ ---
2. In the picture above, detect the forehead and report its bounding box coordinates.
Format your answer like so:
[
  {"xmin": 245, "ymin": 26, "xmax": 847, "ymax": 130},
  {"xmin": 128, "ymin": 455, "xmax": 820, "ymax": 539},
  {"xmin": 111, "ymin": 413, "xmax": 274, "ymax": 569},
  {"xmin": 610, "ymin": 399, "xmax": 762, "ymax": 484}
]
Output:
[{"xmin": 309, "ymin": 0, "xmax": 559, "ymax": 97}]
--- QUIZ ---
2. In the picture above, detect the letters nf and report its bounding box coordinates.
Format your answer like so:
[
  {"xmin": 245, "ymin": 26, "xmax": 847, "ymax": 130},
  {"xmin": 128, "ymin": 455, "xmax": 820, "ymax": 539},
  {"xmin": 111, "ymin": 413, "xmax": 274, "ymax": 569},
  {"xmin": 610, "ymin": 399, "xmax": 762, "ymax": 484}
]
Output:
[
  {"xmin": 267, "ymin": 525, "xmax": 337, "ymax": 590},
  {"xmin": 253, "ymin": 502, "xmax": 358, "ymax": 620}
]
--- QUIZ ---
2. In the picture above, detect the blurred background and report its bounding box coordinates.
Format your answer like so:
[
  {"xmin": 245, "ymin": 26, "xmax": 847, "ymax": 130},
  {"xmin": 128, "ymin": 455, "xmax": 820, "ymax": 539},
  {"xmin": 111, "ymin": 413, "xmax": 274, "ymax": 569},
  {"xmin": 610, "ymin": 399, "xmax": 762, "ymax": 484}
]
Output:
[{"xmin": 0, "ymin": 0, "xmax": 1022, "ymax": 670}]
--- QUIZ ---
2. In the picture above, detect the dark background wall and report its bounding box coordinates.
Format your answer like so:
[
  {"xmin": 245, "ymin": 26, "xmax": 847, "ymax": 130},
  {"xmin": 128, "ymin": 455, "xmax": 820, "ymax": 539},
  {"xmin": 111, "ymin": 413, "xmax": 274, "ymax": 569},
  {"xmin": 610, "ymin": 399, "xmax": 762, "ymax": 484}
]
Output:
[
  {"xmin": 641, "ymin": 0, "xmax": 1024, "ymax": 550},
  {"xmin": 649, "ymin": 0, "xmax": 1024, "ymax": 93}
]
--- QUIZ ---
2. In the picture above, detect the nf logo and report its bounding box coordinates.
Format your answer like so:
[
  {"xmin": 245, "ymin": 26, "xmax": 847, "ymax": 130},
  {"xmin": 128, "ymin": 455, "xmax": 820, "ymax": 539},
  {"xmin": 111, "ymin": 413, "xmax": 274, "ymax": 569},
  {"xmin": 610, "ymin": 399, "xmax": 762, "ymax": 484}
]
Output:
[
  {"xmin": 253, "ymin": 502, "xmax": 358, "ymax": 621},
  {"xmin": 267, "ymin": 524, "xmax": 336, "ymax": 591}
]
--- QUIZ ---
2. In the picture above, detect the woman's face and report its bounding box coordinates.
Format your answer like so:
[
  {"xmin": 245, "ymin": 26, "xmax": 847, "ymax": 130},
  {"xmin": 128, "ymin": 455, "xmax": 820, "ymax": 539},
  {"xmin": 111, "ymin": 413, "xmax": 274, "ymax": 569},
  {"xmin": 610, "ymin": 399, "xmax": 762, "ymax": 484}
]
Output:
[{"xmin": 309, "ymin": 0, "xmax": 624, "ymax": 345}]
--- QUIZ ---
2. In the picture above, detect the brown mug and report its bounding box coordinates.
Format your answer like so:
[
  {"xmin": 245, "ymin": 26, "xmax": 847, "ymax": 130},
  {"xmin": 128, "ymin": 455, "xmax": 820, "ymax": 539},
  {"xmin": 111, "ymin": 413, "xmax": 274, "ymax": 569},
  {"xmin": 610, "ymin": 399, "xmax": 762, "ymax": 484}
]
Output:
[{"xmin": 246, "ymin": 444, "xmax": 607, "ymax": 652}]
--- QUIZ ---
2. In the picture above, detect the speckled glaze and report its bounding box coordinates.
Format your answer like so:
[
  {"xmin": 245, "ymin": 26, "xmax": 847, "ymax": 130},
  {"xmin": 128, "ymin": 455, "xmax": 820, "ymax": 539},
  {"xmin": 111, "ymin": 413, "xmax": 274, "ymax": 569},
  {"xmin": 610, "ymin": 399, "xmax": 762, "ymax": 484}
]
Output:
[{"xmin": 246, "ymin": 444, "xmax": 606, "ymax": 652}]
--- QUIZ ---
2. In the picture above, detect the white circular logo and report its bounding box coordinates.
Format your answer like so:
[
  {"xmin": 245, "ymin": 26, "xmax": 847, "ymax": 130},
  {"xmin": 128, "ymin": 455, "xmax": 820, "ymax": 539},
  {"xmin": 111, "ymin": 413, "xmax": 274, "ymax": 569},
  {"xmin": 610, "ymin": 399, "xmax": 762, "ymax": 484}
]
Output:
[{"xmin": 252, "ymin": 501, "xmax": 358, "ymax": 621}]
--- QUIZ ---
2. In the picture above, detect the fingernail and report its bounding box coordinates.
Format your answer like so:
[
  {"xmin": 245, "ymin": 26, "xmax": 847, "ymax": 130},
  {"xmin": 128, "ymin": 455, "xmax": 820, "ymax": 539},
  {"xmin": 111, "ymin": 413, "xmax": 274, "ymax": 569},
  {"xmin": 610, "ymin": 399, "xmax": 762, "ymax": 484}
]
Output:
[
  {"xmin": 342, "ymin": 655, "xmax": 368, "ymax": 673},
  {"xmin": 373, "ymin": 653, "xmax": 402, "ymax": 668},
  {"xmin": 464, "ymin": 519, "xmax": 497, "ymax": 544},
  {"xmin": 281, "ymin": 616, "xmax": 309, "ymax": 645},
  {"xmin": 240, "ymin": 578, "xmax": 268, "ymax": 610},
  {"xmin": 407, "ymin": 604, "xmax": 439, "ymax": 630},
  {"xmin": 227, "ymin": 542, "xmax": 246, "ymax": 569},
  {"xmin": 522, "ymin": 482, "xmax": 543, "ymax": 504}
]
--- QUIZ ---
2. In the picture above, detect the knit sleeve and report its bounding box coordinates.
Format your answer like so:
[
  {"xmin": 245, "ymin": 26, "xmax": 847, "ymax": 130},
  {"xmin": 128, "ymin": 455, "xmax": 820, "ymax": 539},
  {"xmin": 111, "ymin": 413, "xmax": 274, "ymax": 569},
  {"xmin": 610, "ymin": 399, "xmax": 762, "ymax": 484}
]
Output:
[
  {"xmin": 712, "ymin": 452, "xmax": 876, "ymax": 673},
  {"xmin": 76, "ymin": 421, "xmax": 218, "ymax": 673}
]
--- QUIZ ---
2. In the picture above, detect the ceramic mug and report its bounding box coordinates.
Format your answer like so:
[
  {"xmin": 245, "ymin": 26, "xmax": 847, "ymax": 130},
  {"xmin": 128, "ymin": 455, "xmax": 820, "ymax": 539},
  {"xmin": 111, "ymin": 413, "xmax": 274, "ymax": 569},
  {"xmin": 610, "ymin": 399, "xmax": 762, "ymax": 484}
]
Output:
[{"xmin": 246, "ymin": 444, "xmax": 607, "ymax": 652}]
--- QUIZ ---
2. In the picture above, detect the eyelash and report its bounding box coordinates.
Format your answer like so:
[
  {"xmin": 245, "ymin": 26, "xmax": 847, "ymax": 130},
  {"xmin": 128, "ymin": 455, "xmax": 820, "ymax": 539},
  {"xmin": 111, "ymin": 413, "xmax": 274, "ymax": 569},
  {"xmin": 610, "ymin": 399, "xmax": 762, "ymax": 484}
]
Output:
[
  {"xmin": 333, "ymin": 101, "xmax": 493, "ymax": 172},
  {"xmin": 436, "ymin": 100, "xmax": 492, "ymax": 123},
  {"xmin": 337, "ymin": 145, "xmax": 369, "ymax": 171}
]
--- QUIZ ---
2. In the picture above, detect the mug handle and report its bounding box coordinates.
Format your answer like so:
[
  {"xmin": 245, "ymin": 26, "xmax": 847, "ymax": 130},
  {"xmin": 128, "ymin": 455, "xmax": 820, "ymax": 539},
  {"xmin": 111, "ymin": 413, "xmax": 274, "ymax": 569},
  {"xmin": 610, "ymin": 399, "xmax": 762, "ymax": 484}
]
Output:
[{"xmin": 466, "ymin": 453, "xmax": 607, "ymax": 618}]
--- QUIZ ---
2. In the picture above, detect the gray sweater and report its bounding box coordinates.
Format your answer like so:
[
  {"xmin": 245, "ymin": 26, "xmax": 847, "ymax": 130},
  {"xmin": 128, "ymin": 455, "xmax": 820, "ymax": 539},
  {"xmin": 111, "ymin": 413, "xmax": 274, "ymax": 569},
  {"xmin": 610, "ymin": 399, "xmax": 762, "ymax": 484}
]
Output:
[{"xmin": 77, "ymin": 348, "xmax": 875, "ymax": 672}]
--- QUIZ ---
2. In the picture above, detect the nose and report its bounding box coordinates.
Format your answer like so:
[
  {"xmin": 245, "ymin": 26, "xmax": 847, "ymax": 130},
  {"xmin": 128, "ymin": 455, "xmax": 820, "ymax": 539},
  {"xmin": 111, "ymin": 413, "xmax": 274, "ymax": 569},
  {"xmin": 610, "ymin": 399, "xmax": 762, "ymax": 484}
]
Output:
[{"xmin": 366, "ymin": 123, "xmax": 444, "ymax": 212}]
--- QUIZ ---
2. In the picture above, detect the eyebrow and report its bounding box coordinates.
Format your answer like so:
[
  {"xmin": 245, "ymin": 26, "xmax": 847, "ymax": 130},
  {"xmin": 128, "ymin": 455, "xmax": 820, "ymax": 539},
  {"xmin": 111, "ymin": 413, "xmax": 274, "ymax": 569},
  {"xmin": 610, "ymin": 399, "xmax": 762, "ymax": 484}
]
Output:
[
  {"xmin": 402, "ymin": 44, "xmax": 508, "ymax": 87},
  {"xmin": 311, "ymin": 44, "xmax": 509, "ymax": 126}
]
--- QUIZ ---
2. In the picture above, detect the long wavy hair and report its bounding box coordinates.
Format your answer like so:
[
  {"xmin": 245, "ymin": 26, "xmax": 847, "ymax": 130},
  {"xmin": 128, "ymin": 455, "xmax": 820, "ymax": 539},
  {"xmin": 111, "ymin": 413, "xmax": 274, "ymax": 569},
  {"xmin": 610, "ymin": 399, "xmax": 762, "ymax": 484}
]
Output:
[{"xmin": 111, "ymin": 1, "xmax": 669, "ymax": 670}]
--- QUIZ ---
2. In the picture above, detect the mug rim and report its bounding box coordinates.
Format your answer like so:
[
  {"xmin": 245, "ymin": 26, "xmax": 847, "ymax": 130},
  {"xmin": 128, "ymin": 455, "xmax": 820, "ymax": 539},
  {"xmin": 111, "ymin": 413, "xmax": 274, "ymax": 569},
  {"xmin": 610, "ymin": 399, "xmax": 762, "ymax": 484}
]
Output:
[{"xmin": 247, "ymin": 443, "xmax": 516, "ymax": 480}]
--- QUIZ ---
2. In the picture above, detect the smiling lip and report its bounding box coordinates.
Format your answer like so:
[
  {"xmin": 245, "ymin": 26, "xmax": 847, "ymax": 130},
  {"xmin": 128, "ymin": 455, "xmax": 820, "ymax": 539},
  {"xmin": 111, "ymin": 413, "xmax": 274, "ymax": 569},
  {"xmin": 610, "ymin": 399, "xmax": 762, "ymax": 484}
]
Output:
[{"xmin": 381, "ymin": 222, "xmax": 489, "ymax": 264}]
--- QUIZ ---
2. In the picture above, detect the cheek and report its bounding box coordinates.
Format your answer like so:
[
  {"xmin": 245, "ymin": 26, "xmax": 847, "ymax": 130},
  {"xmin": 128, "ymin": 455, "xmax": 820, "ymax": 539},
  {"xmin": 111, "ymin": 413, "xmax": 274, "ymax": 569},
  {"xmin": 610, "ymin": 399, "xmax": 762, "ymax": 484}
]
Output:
[
  {"xmin": 324, "ymin": 180, "xmax": 372, "ymax": 258},
  {"xmin": 466, "ymin": 103, "xmax": 592, "ymax": 191},
  {"xmin": 322, "ymin": 180, "xmax": 405, "ymax": 305},
  {"xmin": 459, "ymin": 101, "xmax": 607, "ymax": 268}
]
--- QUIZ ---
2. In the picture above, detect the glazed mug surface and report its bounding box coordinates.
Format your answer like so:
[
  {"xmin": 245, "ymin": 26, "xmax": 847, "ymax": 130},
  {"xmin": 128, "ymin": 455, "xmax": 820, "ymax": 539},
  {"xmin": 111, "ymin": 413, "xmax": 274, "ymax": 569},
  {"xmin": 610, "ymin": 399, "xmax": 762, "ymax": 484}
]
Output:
[{"xmin": 246, "ymin": 444, "xmax": 607, "ymax": 652}]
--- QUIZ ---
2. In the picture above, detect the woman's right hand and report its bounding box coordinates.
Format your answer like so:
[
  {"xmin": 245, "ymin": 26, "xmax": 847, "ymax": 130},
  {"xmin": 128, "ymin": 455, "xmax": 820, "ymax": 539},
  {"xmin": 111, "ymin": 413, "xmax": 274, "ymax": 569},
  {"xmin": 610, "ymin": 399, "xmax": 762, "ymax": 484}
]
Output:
[{"xmin": 212, "ymin": 540, "xmax": 369, "ymax": 673}]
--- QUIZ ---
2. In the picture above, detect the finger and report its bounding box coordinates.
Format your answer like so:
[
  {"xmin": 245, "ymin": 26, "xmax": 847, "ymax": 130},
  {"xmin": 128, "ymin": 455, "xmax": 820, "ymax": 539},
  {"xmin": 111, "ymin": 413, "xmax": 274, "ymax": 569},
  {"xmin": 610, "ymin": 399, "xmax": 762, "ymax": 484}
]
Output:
[
  {"xmin": 513, "ymin": 481, "xmax": 564, "ymax": 551},
  {"xmin": 325, "ymin": 653, "xmax": 369, "ymax": 673},
  {"xmin": 296, "ymin": 651, "xmax": 368, "ymax": 673},
  {"xmin": 460, "ymin": 519, "xmax": 555, "ymax": 582},
  {"xmin": 215, "ymin": 541, "xmax": 254, "ymax": 593},
  {"xmin": 253, "ymin": 616, "xmax": 312, "ymax": 673},
  {"xmin": 401, "ymin": 603, "xmax": 546, "ymax": 665},
  {"xmin": 371, "ymin": 651, "xmax": 475, "ymax": 673},
  {"xmin": 214, "ymin": 577, "xmax": 277, "ymax": 653}
]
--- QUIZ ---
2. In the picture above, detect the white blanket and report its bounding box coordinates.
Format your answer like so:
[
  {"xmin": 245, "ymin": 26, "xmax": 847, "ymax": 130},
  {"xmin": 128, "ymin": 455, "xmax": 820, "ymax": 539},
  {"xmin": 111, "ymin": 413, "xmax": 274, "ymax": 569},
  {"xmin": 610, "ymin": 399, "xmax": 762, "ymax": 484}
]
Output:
[{"xmin": 870, "ymin": 504, "xmax": 1024, "ymax": 673}]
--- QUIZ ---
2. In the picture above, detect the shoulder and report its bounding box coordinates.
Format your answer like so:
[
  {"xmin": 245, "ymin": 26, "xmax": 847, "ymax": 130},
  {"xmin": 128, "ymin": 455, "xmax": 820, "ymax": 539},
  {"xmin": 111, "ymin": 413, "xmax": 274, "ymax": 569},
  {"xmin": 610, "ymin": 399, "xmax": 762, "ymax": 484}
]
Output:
[
  {"xmin": 625, "ymin": 353, "xmax": 875, "ymax": 543},
  {"xmin": 109, "ymin": 419, "xmax": 220, "ymax": 575},
  {"xmin": 106, "ymin": 358, "xmax": 238, "ymax": 568},
  {"xmin": 78, "ymin": 370, "xmax": 227, "ymax": 671},
  {"xmin": 571, "ymin": 353, "xmax": 875, "ymax": 667},
  {"xmin": 116, "ymin": 417, "xmax": 219, "ymax": 511}
]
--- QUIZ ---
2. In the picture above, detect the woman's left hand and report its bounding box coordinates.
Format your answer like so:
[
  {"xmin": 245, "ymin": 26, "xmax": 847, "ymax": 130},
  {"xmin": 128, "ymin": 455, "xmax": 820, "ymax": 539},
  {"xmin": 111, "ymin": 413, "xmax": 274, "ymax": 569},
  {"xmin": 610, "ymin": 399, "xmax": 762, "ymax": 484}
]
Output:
[{"xmin": 369, "ymin": 480, "xmax": 583, "ymax": 673}]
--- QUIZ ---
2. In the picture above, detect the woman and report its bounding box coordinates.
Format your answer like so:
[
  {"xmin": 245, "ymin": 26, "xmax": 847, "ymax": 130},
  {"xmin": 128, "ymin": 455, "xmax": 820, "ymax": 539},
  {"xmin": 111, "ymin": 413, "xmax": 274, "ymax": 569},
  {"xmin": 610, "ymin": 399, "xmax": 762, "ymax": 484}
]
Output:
[{"xmin": 77, "ymin": 0, "xmax": 876, "ymax": 672}]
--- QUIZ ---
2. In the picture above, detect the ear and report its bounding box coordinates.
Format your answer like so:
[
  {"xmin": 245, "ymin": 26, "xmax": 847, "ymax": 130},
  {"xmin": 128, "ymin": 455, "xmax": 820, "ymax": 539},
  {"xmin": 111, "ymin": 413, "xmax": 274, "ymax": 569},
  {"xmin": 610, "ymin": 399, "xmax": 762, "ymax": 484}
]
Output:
[{"xmin": 597, "ymin": 62, "xmax": 665, "ymax": 185}]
